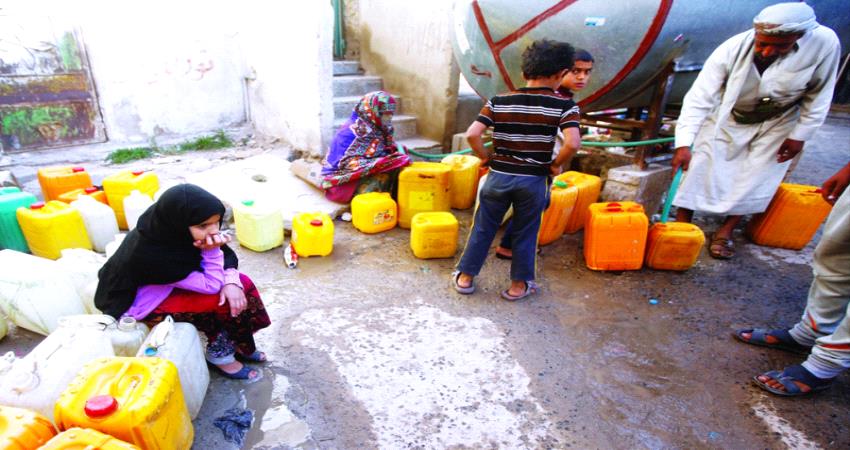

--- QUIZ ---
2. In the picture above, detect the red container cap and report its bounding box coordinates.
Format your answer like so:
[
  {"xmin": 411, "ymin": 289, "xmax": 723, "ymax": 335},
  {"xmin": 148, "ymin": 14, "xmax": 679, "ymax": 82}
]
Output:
[
  {"xmin": 131, "ymin": 170, "xmax": 145, "ymax": 176},
  {"xmin": 30, "ymin": 202, "xmax": 45, "ymax": 209},
  {"xmin": 84, "ymin": 187, "xmax": 98, "ymax": 194},
  {"xmin": 84, "ymin": 395, "xmax": 118, "ymax": 417},
  {"xmin": 72, "ymin": 167, "xmax": 86, "ymax": 173},
  {"xmin": 310, "ymin": 219, "xmax": 323, "ymax": 226}
]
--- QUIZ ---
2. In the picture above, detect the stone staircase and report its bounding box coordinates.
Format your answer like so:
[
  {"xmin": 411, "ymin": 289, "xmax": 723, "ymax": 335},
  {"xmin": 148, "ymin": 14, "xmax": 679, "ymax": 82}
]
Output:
[{"xmin": 332, "ymin": 60, "xmax": 442, "ymax": 155}]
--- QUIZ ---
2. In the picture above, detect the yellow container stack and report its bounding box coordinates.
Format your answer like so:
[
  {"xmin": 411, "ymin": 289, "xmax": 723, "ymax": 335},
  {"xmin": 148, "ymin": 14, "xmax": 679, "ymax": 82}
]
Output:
[
  {"xmin": 397, "ymin": 162, "xmax": 452, "ymax": 228},
  {"xmin": 351, "ymin": 192, "xmax": 397, "ymax": 234},
  {"xmin": 645, "ymin": 222, "xmax": 705, "ymax": 271},
  {"xmin": 233, "ymin": 200, "xmax": 284, "ymax": 252},
  {"xmin": 102, "ymin": 170, "xmax": 159, "ymax": 229},
  {"xmin": 410, "ymin": 212, "xmax": 459, "ymax": 259},
  {"xmin": 584, "ymin": 201, "xmax": 648, "ymax": 271},
  {"xmin": 40, "ymin": 428, "xmax": 141, "ymax": 449},
  {"xmin": 291, "ymin": 212, "xmax": 334, "ymax": 257},
  {"xmin": 557, "ymin": 171, "xmax": 602, "ymax": 234},
  {"xmin": 0, "ymin": 405, "xmax": 56, "ymax": 450},
  {"xmin": 54, "ymin": 357, "xmax": 193, "ymax": 450},
  {"xmin": 538, "ymin": 179, "xmax": 579, "ymax": 246},
  {"xmin": 747, "ymin": 183, "xmax": 833, "ymax": 250},
  {"xmin": 17, "ymin": 201, "xmax": 91, "ymax": 260},
  {"xmin": 441, "ymin": 154, "xmax": 481, "ymax": 210},
  {"xmin": 38, "ymin": 166, "xmax": 92, "ymax": 201}
]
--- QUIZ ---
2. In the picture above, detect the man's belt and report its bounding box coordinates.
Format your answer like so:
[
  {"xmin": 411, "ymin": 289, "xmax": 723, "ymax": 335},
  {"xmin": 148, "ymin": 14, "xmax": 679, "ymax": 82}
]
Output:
[{"xmin": 731, "ymin": 98, "xmax": 800, "ymax": 124}]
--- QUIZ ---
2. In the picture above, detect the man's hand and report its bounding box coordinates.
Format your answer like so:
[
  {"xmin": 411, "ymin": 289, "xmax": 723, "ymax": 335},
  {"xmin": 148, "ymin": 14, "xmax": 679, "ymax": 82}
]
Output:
[
  {"xmin": 549, "ymin": 163, "xmax": 562, "ymax": 177},
  {"xmin": 821, "ymin": 163, "xmax": 850, "ymax": 205},
  {"xmin": 671, "ymin": 146, "xmax": 692, "ymax": 172},
  {"xmin": 193, "ymin": 233, "xmax": 231, "ymax": 251},
  {"xmin": 777, "ymin": 138, "xmax": 804, "ymax": 163},
  {"xmin": 219, "ymin": 283, "xmax": 247, "ymax": 317}
]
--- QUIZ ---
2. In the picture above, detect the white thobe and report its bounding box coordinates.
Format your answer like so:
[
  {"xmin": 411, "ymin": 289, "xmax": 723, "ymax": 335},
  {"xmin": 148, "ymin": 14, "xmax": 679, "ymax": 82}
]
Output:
[{"xmin": 673, "ymin": 26, "xmax": 841, "ymax": 215}]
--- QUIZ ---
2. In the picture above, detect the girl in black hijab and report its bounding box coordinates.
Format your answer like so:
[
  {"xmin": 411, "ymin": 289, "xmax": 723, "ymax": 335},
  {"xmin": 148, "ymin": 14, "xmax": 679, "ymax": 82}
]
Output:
[{"xmin": 95, "ymin": 184, "xmax": 271, "ymax": 380}]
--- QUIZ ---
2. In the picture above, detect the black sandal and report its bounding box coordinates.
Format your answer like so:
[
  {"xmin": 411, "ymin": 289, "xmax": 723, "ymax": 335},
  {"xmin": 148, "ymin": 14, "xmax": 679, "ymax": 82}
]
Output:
[
  {"xmin": 753, "ymin": 364, "xmax": 833, "ymax": 396},
  {"xmin": 733, "ymin": 328, "xmax": 812, "ymax": 355}
]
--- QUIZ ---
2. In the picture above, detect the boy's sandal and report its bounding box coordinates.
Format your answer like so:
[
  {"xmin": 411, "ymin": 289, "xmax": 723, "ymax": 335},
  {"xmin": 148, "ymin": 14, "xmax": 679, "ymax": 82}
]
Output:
[
  {"xmin": 209, "ymin": 362, "xmax": 262, "ymax": 381},
  {"xmin": 733, "ymin": 328, "xmax": 812, "ymax": 355},
  {"xmin": 709, "ymin": 234, "xmax": 735, "ymax": 259},
  {"xmin": 753, "ymin": 364, "xmax": 833, "ymax": 397},
  {"xmin": 500, "ymin": 281, "xmax": 538, "ymax": 301},
  {"xmin": 236, "ymin": 350, "xmax": 268, "ymax": 363},
  {"xmin": 452, "ymin": 271, "xmax": 475, "ymax": 295}
]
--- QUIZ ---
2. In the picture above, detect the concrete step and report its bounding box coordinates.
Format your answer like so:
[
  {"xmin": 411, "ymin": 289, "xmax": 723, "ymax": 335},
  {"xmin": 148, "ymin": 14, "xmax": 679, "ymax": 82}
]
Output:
[
  {"xmin": 333, "ymin": 60, "xmax": 361, "ymax": 76},
  {"xmin": 332, "ymin": 75, "xmax": 383, "ymax": 97},
  {"xmin": 332, "ymin": 114, "xmax": 418, "ymax": 140},
  {"xmin": 333, "ymin": 95, "xmax": 404, "ymax": 121}
]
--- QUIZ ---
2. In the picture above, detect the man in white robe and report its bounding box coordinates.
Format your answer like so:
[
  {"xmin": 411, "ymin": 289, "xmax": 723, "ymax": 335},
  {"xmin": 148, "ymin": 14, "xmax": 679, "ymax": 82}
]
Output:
[{"xmin": 671, "ymin": 2, "xmax": 841, "ymax": 259}]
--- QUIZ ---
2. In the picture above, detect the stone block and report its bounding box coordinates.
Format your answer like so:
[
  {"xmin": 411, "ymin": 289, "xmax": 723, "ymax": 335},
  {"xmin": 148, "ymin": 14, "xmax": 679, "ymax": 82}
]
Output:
[
  {"xmin": 601, "ymin": 163, "xmax": 672, "ymax": 216},
  {"xmin": 0, "ymin": 170, "xmax": 21, "ymax": 189}
]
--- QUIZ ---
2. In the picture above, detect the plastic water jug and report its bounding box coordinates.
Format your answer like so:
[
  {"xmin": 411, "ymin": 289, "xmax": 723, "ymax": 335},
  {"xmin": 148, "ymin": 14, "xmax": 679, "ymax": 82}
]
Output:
[
  {"xmin": 102, "ymin": 170, "xmax": 159, "ymax": 229},
  {"xmin": 71, "ymin": 196, "xmax": 120, "ymax": 253},
  {"xmin": 584, "ymin": 202, "xmax": 648, "ymax": 271},
  {"xmin": 474, "ymin": 173, "xmax": 512, "ymax": 224},
  {"xmin": 646, "ymin": 222, "xmax": 705, "ymax": 271},
  {"xmin": 233, "ymin": 199, "xmax": 284, "ymax": 252},
  {"xmin": 123, "ymin": 190, "xmax": 154, "ymax": 231},
  {"xmin": 0, "ymin": 187, "xmax": 37, "ymax": 252},
  {"xmin": 0, "ymin": 405, "xmax": 56, "ymax": 449},
  {"xmin": 538, "ymin": 180, "xmax": 579, "ymax": 246},
  {"xmin": 291, "ymin": 212, "xmax": 334, "ymax": 257},
  {"xmin": 397, "ymin": 162, "xmax": 452, "ymax": 228},
  {"xmin": 0, "ymin": 250, "xmax": 86, "ymax": 335},
  {"xmin": 351, "ymin": 192, "xmax": 397, "ymax": 234},
  {"xmin": 58, "ymin": 314, "xmax": 149, "ymax": 357},
  {"xmin": 17, "ymin": 201, "xmax": 91, "ymax": 260},
  {"xmin": 441, "ymin": 154, "xmax": 482, "ymax": 210},
  {"xmin": 58, "ymin": 186, "xmax": 109, "ymax": 205},
  {"xmin": 37, "ymin": 166, "xmax": 92, "ymax": 201},
  {"xmin": 55, "ymin": 357, "xmax": 194, "ymax": 450},
  {"xmin": 410, "ymin": 212, "xmax": 459, "ymax": 259},
  {"xmin": 137, "ymin": 316, "xmax": 209, "ymax": 418},
  {"xmin": 0, "ymin": 326, "xmax": 114, "ymax": 422},
  {"xmin": 557, "ymin": 171, "xmax": 602, "ymax": 234},
  {"xmin": 41, "ymin": 428, "xmax": 141, "ymax": 449},
  {"xmin": 55, "ymin": 249, "xmax": 106, "ymax": 314},
  {"xmin": 747, "ymin": 183, "xmax": 833, "ymax": 250}
]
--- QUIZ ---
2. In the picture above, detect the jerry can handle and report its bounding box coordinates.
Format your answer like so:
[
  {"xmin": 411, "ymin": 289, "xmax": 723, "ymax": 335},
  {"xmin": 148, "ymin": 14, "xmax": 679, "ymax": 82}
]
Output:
[
  {"xmin": 418, "ymin": 174, "xmax": 435, "ymax": 179},
  {"xmin": 148, "ymin": 315, "xmax": 175, "ymax": 349}
]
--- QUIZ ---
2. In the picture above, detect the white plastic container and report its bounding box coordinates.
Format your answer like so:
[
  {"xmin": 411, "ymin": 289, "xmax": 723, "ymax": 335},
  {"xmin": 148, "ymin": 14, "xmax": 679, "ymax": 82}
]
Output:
[
  {"xmin": 57, "ymin": 314, "xmax": 149, "ymax": 356},
  {"xmin": 0, "ymin": 325, "xmax": 114, "ymax": 422},
  {"xmin": 71, "ymin": 195, "xmax": 120, "ymax": 252},
  {"xmin": 137, "ymin": 316, "xmax": 209, "ymax": 418},
  {"xmin": 104, "ymin": 233, "xmax": 127, "ymax": 259},
  {"xmin": 233, "ymin": 199, "xmax": 284, "ymax": 252},
  {"xmin": 55, "ymin": 248, "xmax": 106, "ymax": 314},
  {"xmin": 123, "ymin": 190, "xmax": 154, "ymax": 231},
  {"xmin": 0, "ymin": 250, "xmax": 86, "ymax": 335}
]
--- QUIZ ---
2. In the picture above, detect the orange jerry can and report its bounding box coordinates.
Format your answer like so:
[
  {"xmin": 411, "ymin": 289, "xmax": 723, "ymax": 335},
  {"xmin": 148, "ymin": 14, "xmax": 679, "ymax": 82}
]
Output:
[
  {"xmin": 538, "ymin": 179, "xmax": 578, "ymax": 246},
  {"xmin": 54, "ymin": 357, "xmax": 193, "ymax": 450},
  {"xmin": 646, "ymin": 222, "xmax": 705, "ymax": 271},
  {"xmin": 40, "ymin": 428, "xmax": 140, "ymax": 449},
  {"xmin": 747, "ymin": 183, "xmax": 833, "ymax": 250},
  {"xmin": 557, "ymin": 171, "xmax": 602, "ymax": 234},
  {"xmin": 584, "ymin": 201, "xmax": 648, "ymax": 271},
  {"xmin": 57, "ymin": 186, "xmax": 109, "ymax": 205},
  {"xmin": 0, "ymin": 405, "xmax": 56, "ymax": 449},
  {"xmin": 38, "ymin": 166, "xmax": 92, "ymax": 201}
]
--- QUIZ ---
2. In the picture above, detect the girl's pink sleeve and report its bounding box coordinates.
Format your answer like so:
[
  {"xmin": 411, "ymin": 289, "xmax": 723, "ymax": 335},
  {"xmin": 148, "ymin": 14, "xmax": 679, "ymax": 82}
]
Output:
[{"xmin": 170, "ymin": 248, "xmax": 225, "ymax": 294}]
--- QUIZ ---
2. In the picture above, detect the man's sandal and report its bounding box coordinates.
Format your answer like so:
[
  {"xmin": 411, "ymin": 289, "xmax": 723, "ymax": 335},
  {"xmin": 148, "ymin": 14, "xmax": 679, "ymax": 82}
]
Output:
[
  {"xmin": 500, "ymin": 281, "xmax": 538, "ymax": 301},
  {"xmin": 452, "ymin": 271, "xmax": 475, "ymax": 295},
  {"xmin": 733, "ymin": 328, "xmax": 812, "ymax": 355},
  {"xmin": 709, "ymin": 233, "xmax": 735, "ymax": 259},
  {"xmin": 753, "ymin": 364, "xmax": 833, "ymax": 397}
]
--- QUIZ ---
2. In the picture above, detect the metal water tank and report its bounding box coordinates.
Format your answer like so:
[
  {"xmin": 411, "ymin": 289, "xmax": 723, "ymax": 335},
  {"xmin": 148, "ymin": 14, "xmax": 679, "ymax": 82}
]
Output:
[{"xmin": 452, "ymin": 0, "xmax": 850, "ymax": 111}]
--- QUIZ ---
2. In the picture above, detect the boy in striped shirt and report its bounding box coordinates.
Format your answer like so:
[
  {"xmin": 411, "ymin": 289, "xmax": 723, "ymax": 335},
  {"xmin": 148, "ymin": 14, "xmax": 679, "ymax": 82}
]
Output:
[{"xmin": 452, "ymin": 39, "xmax": 581, "ymax": 301}]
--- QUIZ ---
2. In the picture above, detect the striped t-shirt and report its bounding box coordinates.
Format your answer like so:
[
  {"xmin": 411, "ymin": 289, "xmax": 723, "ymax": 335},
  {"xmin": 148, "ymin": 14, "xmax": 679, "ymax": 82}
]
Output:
[{"xmin": 476, "ymin": 86, "xmax": 580, "ymax": 176}]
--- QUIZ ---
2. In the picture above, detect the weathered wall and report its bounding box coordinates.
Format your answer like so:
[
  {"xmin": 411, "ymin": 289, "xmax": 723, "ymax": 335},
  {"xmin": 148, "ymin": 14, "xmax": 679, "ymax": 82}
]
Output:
[
  {"xmin": 356, "ymin": 0, "xmax": 459, "ymax": 147},
  {"xmin": 342, "ymin": 0, "xmax": 361, "ymax": 60},
  {"xmin": 239, "ymin": 3, "xmax": 335, "ymax": 155}
]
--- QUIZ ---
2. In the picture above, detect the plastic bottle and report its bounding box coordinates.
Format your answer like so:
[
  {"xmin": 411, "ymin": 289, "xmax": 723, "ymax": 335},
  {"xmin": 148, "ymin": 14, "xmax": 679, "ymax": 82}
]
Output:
[
  {"xmin": 71, "ymin": 195, "xmax": 120, "ymax": 253},
  {"xmin": 123, "ymin": 190, "xmax": 154, "ymax": 231},
  {"xmin": 111, "ymin": 316, "xmax": 149, "ymax": 356}
]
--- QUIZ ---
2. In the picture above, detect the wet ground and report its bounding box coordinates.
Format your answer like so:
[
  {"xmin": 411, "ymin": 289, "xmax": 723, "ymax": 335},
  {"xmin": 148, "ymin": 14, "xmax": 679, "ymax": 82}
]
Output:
[{"xmin": 2, "ymin": 116, "xmax": 850, "ymax": 449}]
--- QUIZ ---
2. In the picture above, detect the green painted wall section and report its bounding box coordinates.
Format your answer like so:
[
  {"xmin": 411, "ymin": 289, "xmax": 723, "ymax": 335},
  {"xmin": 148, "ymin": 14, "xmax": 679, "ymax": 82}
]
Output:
[
  {"xmin": 1, "ymin": 104, "xmax": 75, "ymax": 146},
  {"xmin": 59, "ymin": 32, "xmax": 83, "ymax": 71}
]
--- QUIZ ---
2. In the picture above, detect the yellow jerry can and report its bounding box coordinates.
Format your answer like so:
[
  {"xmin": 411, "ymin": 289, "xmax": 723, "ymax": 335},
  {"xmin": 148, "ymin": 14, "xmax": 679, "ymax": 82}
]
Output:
[
  {"xmin": 557, "ymin": 171, "xmax": 602, "ymax": 234},
  {"xmin": 584, "ymin": 201, "xmax": 648, "ymax": 271},
  {"xmin": 397, "ymin": 162, "xmax": 452, "ymax": 228},
  {"xmin": 291, "ymin": 212, "xmax": 334, "ymax": 257},
  {"xmin": 410, "ymin": 211, "xmax": 459, "ymax": 259},
  {"xmin": 0, "ymin": 405, "xmax": 56, "ymax": 450},
  {"xmin": 233, "ymin": 200, "xmax": 284, "ymax": 252},
  {"xmin": 54, "ymin": 357, "xmax": 193, "ymax": 450},
  {"xmin": 645, "ymin": 222, "xmax": 705, "ymax": 271},
  {"xmin": 747, "ymin": 183, "xmax": 833, "ymax": 250},
  {"xmin": 538, "ymin": 179, "xmax": 579, "ymax": 246},
  {"xmin": 39, "ymin": 428, "xmax": 140, "ymax": 449},
  {"xmin": 102, "ymin": 170, "xmax": 159, "ymax": 230},
  {"xmin": 351, "ymin": 192, "xmax": 397, "ymax": 234},
  {"xmin": 441, "ymin": 154, "xmax": 482, "ymax": 210},
  {"xmin": 38, "ymin": 166, "xmax": 92, "ymax": 202},
  {"xmin": 17, "ymin": 201, "xmax": 91, "ymax": 260}
]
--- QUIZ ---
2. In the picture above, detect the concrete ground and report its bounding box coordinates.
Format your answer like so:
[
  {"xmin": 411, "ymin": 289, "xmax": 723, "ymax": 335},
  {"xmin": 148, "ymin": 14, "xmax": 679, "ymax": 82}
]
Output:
[{"xmin": 2, "ymin": 116, "xmax": 850, "ymax": 449}]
